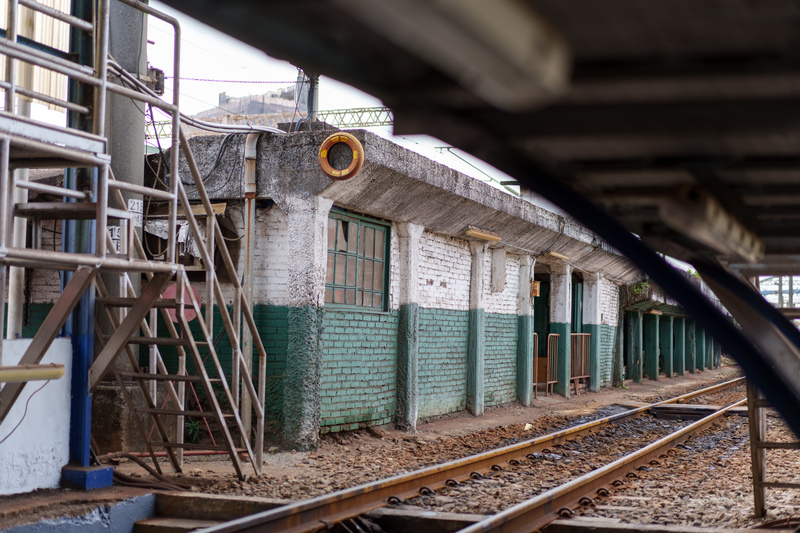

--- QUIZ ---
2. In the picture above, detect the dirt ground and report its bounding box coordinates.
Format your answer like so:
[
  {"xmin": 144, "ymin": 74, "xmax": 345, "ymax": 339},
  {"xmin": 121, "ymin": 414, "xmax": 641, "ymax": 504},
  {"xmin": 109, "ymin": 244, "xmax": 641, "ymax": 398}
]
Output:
[{"xmin": 119, "ymin": 365, "xmax": 741, "ymax": 495}]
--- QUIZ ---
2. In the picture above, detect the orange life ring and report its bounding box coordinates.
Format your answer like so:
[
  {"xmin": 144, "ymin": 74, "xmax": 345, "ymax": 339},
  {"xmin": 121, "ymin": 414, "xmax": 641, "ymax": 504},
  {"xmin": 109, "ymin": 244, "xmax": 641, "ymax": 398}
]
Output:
[{"xmin": 318, "ymin": 132, "xmax": 364, "ymax": 180}]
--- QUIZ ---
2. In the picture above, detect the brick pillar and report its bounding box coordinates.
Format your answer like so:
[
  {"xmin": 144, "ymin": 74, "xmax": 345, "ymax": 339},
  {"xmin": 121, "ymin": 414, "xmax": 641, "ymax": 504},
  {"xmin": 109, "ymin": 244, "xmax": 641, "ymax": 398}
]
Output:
[
  {"xmin": 660, "ymin": 315, "xmax": 673, "ymax": 377},
  {"xmin": 467, "ymin": 241, "xmax": 487, "ymax": 416},
  {"xmin": 582, "ymin": 273, "xmax": 602, "ymax": 392},
  {"xmin": 277, "ymin": 195, "xmax": 333, "ymax": 450},
  {"xmin": 627, "ymin": 311, "xmax": 643, "ymax": 383},
  {"xmin": 550, "ymin": 262, "xmax": 573, "ymax": 398},
  {"xmin": 516, "ymin": 255, "xmax": 535, "ymax": 406},
  {"xmin": 644, "ymin": 313, "xmax": 660, "ymax": 380},
  {"xmin": 673, "ymin": 317, "xmax": 685, "ymax": 376},
  {"xmin": 395, "ymin": 222, "xmax": 424, "ymax": 431},
  {"xmin": 686, "ymin": 320, "xmax": 696, "ymax": 373},
  {"xmin": 696, "ymin": 328, "xmax": 706, "ymax": 372}
]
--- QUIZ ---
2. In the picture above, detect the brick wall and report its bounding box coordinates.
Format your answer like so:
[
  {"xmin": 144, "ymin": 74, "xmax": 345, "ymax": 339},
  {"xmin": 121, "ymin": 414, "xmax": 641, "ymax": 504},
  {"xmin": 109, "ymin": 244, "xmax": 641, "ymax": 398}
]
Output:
[
  {"xmin": 253, "ymin": 205, "xmax": 289, "ymax": 306},
  {"xmin": 484, "ymin": 253, "xmax": 520, "ymax": 314},
  {"xmin": 321, "ymin": 310, "xmax": 398, "ymax": 432},
  {"xmin": 418, "ymin": 233, "xmax": 471, "ymax": 311},
  {"xmin": 418, "ymin": 307, "xmax": 468, "ymax": 418},
  {"xmin": 29, "ymin": 220, "xmax": 62, "ymax": 304},
  {"xmin": 484, "ymin": 313, "xmax": 518, "ymax": 406},
  {"xmin": 598, "ymin": 279, "xmax": 621, "ymax": 386}
]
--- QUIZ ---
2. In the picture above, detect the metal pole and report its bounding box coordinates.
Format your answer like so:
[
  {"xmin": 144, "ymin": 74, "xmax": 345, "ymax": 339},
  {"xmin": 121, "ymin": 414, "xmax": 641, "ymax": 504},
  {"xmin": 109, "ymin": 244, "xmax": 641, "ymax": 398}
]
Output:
[{"xmin": 7, "ymin": 3, "xmax": 34, "ymax": 340}]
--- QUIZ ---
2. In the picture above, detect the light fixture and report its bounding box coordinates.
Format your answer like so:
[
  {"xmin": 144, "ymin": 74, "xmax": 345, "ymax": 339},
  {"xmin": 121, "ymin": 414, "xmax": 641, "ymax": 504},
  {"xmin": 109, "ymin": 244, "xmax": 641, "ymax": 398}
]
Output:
[
  {"xmin": 659, "ymin": 186, "xmax": 765, "ymax": 263},
  {"xmin": 465, "ymin": 226, "xmax": 502, "ymax": 242},
  {"xmin": 648, "ymin": 309, "xmax": 663, "ymax": 316},
  {"xmin": 546, "ymin": 250, "xmax": 570, "ymax": 261},
  {"xmin": 333, "ymin": 0, "xmax": 570, "ymax": 111}
]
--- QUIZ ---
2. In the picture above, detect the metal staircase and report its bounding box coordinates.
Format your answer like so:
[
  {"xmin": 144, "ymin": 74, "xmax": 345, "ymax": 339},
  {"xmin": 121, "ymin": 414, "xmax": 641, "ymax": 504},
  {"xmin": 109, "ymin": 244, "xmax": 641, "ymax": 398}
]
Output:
[{"xmin": 0, "ymin": 0, "xmax": 267, "ymax": 480}]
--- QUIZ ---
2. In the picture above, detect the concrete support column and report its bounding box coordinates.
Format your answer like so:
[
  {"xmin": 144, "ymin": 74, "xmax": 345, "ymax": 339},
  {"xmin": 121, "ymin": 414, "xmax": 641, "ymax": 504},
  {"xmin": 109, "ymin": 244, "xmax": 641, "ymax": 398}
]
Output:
[
  {"xmin": 582, "ymin": 273, "xmax": 602, "ymax": 392},
  {"xmin": 627, "ymin": 311, "xmax": 643, "ymax": 383},
  {"xmin": 696, "ymin": 329, "xmax": 706, "ymax": 372},
  {"xmin": 279, "ymin": 195, "xmax": 333, "ymax": 450},
  {"xmin": 516, "ymin": 256, "xmax": 535, "ymax": 406},
  {"xmin": 715, "ymin": 339, "xmax": 722, "ymax": 368},
  {"xmin": 644, "ymin": 313, "xmax": 660, "ymax": 380},
  {"xmin": 660, "ymin": 315, "xmax": 674, "ymax": 377},
  {"xmin": 395, "ymin": 222, "xmax": 424, "ymax": 431},
  {"xmin": 686, "ymin": 320, "xmax": 697, "ymax": 373},
  {"xmin": 550, "ymin": 262, "xmax": 573, "ymax": 397},
  {"xmin": 673, "ymin": 318, "xmax": 685, "ymax": 376},
  {"xmin": 467, "ymin": 241, "xmax": 488, "ymax": 416}
]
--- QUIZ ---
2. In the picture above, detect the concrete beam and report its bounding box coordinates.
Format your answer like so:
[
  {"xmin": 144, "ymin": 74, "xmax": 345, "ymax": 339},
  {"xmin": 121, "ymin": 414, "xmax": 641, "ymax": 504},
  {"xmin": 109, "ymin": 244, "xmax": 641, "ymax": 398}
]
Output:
[
  {"xmin": 550, "ymin": 262, "xmax": 573, "ymax": 397},
  {"xmin": 395, "ymin": 222, "xmax": 424, "ymax": 431},
  {"xmin": 467, "ymin": 241, "xmax": 487, "ymax": 416}
]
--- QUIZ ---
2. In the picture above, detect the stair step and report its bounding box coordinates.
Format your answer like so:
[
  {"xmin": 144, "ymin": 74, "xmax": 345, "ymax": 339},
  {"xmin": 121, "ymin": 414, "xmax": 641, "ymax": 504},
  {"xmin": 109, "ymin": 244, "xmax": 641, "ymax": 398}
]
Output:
[
  {"xmin": 153, "ymin": 492, "xmax": 291, "ymax": 522},
  {"xmin": 97, "ymin": 297, "xmax": 180, "ymax": 308},
  {"xmin": 135, "ymin": 407, "xmax": 232, "ymax": 418},
  {"xmin": 15, "ymin": 202, "xmax": 131, "ymax": 220},
  {"xmin": 119, "ymin": 373, "xmax": 222, "ymax": 383},
  {"xmin": 134, "ymin": 516, "xmax": 221, "ymax": 533},
  {"xmin": 109, "ymin": 180, "xmax": 176, "ymax": 201},
  {"xmin": 110, "ymin": 336, "xmax": 207, "ymax": 347}
]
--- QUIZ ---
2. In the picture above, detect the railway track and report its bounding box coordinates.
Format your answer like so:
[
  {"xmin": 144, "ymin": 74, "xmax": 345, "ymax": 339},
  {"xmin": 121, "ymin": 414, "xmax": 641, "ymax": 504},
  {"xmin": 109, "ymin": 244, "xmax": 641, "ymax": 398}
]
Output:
[{"xmin": 201, "ymin": 377, "xmax": 747, "ymax": 533}]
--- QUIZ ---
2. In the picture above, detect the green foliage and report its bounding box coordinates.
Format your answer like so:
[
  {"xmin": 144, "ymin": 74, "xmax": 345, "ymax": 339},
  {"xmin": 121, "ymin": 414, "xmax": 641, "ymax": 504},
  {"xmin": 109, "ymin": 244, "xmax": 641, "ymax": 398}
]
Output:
[
  {"xmin": 628, "ymin": 279, "xmax": 652, "ymax": 298},
  {"xmin": 185, "ymin": 418, "xmax": 201, "ymax": 443},
  {"xmin": 687, "ymin": 268, "xmax": 700, "ymax": 279}
]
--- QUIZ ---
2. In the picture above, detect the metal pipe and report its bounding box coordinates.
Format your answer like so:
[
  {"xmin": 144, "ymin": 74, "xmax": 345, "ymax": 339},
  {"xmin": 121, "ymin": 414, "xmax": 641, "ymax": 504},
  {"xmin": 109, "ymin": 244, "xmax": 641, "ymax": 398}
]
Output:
[
  {"xmin": 5, "ymin": 0, "xmax": 18, "ymax": 112},
  {"xmin": 5, "ymin": 137, "xmax": 108, "ymax": 167},
  {"xmin": 0, "ymin": 363, "xmax": 64, "ymax": 382},
  {"xmin": 16, "ymin": 179, "xmax": 91, "ymax": 199},
  {"xmin": 4, "ymin": 246, "xmax": 178, "ymax": 272},
  {"xmin": 97, "ymin": 449, "xmax": 230, "ymax": 461},
  {"xmin": 0, "ymin": 81, "xmax": 89, "ymax": 114},
  {"xmin": 18, "ymin": 0, "xmax": 93, "ymax": 32},
  {"xmin": 0, "ymin": 37, "xmax": 95, "ymax": 78},
  {"xmin": 108, "ymin": 179, "xmax": 174, "ymax": 201}
]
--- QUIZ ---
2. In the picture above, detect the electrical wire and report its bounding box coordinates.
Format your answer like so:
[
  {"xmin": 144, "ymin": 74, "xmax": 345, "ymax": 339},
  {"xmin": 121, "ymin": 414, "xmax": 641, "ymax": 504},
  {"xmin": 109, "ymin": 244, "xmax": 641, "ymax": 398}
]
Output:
[
  {"xmin": 164, "ymin": 77, "xmax": 295, "ymax": 84},
  {"xmin": 0, "ymin": 380, "xmax": 50, "ymax": 445}
]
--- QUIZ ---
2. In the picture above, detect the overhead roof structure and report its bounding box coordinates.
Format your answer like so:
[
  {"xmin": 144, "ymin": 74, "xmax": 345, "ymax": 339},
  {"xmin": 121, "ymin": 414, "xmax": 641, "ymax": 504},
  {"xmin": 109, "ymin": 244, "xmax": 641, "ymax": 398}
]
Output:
[{"xmin": 160, "ymin": 0, "xmax": 800, "ymax": 438}]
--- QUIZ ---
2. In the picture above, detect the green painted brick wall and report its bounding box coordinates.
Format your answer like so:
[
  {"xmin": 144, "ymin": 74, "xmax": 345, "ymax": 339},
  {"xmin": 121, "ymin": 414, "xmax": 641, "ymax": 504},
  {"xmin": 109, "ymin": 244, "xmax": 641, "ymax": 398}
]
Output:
[
  {"xmin": 598, "ymin": 324, "xmax": 617, "ymax": 386},
  {"xmin": 484, "ymin": 313, "xmax": 518, "ymax": 406},
  {"xmin": 321, "ymin": 309, "xmax": 398, "ymax": 433},
  {"xmin": 418, "ymin": 308, "xmax": 468, "ymax": 419},
  {"xmin": 4, "ymin": 303, "xmax": 54, "ymax": 338}
]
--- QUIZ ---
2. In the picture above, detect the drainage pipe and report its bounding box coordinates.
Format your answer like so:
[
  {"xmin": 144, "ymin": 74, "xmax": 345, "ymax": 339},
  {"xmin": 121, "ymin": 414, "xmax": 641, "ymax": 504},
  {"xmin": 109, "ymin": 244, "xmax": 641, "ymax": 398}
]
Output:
[{"xmin": 0, "ymin": 363, "xmax": 64, "ymax": 382}]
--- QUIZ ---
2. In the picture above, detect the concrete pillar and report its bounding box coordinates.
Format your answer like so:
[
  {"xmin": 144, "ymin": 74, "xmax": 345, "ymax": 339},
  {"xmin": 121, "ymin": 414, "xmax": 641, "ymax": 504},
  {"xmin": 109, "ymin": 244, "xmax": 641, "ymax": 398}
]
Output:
[
  {"xmin": 582, "ymin": 273, "xmax": 602, "ymax": 392},
  {"xmin": 279, "ymin": 195, "xmax": 333, "ymax": 450},
  {"xmin": 696, "ymin": 329, "xmax": 706, "ymax": 372},
  {"xmin": 550, "ymin": 262, "xmax": 573, "ymax": 397},
  {"xmin": 644, "ymin": 313, "xmax": 660, "ymax": 380},
  {"xmin": 627, "ymin": 311, "xmax": 643, "ymax": 383},
  {"xmin": 706, "ymin": 336, "xmax": 714, "ymax": 370},
  {"xmin": 673, "ymin": 318, "xmax": 685, "ymax": 376},
  {"xmin": 395, "ymin": 222, "xmax": 424, "ymax": 431},
  {"xmin": 660, "ymin": 315, "xmax": 674, "ymax": 377},
  {"xmin": 686, "ymin": 320, "xmax": 697, "ymax": 373},
  {"xmin": 715, "ymin": 339, "xmax": 722, "ymax": 368},
  {"xmin": 467, "ymin": 241, "xmax": 488, "ymax": 416},
  {"xmin": 516, "ymin": 256, "xmax": 535, "ymax": 406}
]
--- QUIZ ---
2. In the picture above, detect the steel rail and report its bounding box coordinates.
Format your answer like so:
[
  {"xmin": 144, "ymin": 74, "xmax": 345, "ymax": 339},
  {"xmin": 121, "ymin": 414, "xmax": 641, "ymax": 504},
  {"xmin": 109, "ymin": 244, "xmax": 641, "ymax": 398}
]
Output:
[
  {"xmin": 199, "ymin": 377, "xmax": 745, "ymax": 533},
  {"xmin": 460, "ymin": 398, "xmax": 748, "ymax": 533}
]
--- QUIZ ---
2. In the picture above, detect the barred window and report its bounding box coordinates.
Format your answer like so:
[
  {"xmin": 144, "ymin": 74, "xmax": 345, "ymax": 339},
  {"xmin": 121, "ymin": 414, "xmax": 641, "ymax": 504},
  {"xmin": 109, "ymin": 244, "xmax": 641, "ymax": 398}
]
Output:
[{"xmin": 325, "ymin": 211, "xmax": 390, "ymax": 310}]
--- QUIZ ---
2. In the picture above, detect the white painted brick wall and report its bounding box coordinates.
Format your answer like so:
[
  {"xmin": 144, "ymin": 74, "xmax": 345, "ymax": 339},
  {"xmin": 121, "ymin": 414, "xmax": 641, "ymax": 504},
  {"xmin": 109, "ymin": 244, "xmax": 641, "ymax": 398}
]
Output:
[
  {"xmin": 600, "ymin": 278, "xmax": 620, "ymax": 327},
  {"xmin": 253, "ymin": 205, "xmax": 289, "ymax": 306},
  {"xmin": 29, "ymin": 220, "xmax": 63, "ymax": 304},
  {"xmin": 389, "ymin": 227, "xmax": 400, "ymax": 311},
  {"xmin": 417, "ymin": 232, "xmax": 471, "ymax": 311},
  {"xmin": 484, "ymin": 252, "xmax": 520, "ymax": 315}
]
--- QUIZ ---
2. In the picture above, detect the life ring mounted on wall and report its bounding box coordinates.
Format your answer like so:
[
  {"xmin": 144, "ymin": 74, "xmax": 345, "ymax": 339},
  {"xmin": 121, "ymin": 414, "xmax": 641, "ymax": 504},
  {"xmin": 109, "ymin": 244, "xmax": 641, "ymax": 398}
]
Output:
[{"xmin": 318, "ymin": 132, "xmax": 365, "ymax": 180}]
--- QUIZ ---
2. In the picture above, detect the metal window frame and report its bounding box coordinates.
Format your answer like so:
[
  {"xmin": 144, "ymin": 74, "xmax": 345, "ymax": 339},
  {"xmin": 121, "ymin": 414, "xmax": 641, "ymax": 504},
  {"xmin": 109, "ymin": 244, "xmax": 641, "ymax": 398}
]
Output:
[{"xmin": 325, "ymin": 210, "xmax": 391, "ymax": 312}]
